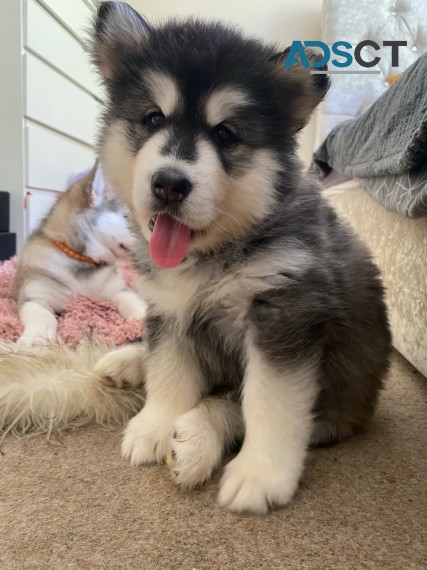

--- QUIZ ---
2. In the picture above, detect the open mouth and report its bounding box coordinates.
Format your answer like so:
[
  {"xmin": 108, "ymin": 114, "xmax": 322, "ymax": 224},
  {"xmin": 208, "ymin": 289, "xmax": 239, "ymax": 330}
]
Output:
[
  {"xmin": 148, "ymin": 214, "xmax": 195, "ymax": 239},
  {"xmin": 148, "ymin": 213, "xmax": 195, "ymax": 269}
]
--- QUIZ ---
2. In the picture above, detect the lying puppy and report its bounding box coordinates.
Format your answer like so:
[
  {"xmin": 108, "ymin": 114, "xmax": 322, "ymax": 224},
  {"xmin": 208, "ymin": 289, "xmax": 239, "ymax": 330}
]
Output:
[
  {"xmin": 13, "ymin": 165, "xmax": 146, "ymax": 347},
  {"xmin": 93, "ymin": 2, "xmax": 392, "ymax": 514}
]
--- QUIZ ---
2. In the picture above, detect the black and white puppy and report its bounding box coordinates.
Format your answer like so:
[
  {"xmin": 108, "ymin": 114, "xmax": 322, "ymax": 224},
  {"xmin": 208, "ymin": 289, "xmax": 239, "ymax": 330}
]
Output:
[{"xmin": 92, "ymin": 2, "xmax": 392, "ymax": 514}]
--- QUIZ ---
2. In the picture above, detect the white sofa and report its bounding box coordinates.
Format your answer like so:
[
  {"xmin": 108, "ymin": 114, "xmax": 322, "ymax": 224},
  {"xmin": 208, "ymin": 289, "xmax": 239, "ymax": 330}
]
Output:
[{"xmin": 317, "ymin": 1, "xmax": 427, "ymax": 376}]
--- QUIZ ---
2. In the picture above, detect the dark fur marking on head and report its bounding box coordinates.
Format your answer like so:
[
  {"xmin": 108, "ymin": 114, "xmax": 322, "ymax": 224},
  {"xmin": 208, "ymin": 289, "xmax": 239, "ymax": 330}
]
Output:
[{"xmin": 161, "ymin": 127, "xmax": 198, "ymax": 162}]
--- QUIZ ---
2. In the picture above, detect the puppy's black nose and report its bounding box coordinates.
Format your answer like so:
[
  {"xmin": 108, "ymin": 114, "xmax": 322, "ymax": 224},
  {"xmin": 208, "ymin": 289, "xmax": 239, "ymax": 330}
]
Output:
[{"xmin": 151, "ymin": 170, "xmax": 192, "ymax": 204}]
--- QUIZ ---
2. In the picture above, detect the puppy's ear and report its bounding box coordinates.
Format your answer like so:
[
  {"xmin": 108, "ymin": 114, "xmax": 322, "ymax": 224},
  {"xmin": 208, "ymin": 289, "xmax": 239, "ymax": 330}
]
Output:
[
  {"xmin": 69, "ymin": 163, "xmax": 104, "ymax": 208},
  {"xmin": 89, "ymin": 164, "xmax": 106, "ymax": 207},
  {"xmin": 90, "ymin": 1, "xmax": 150, "ymax": 81},
  {"xmin": 272, "ymin": 48, "xmax": 330, "ymax": 132}
]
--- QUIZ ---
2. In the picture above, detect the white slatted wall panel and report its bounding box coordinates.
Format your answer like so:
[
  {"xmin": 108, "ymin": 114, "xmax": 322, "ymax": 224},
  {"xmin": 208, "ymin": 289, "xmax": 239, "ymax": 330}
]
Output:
[{"xmin": 22, "ymin": 0, "xmax": 99, "ymax": 236}]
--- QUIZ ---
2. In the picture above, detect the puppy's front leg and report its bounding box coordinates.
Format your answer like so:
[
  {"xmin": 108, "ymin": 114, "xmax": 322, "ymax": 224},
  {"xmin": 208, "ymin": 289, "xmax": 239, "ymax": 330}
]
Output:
[
  {"xmin": 17, "ymin": 301, "xmax": 58, "ymax": 347},
  {"xmin": 122, "ymin": 333, "xmax": 203, "ymax": 466},
  {"xmin": 219, "ymin": 338, "xmax": 318, "ymax": 514}
]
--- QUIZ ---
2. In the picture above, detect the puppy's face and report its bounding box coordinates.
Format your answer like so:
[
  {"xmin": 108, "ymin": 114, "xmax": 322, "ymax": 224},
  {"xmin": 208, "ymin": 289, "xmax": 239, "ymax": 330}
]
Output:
[
  {"xmin": 67, "ymin": 167, "xmax": 136, "ymax": 259},
  {"xmin": 92, "ymin": 2, "xmax": 328, "ymax": 268}
]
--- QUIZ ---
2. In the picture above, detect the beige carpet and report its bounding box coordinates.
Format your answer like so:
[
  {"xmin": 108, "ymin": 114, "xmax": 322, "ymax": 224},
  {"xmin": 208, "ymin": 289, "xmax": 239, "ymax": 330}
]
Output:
[{"xmin": 1, "ymin": 352, "xmax": 425, "ymax": 570}]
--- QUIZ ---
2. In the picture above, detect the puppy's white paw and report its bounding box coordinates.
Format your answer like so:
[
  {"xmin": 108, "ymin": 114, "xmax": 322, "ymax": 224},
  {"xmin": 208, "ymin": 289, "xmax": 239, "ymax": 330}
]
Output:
[
  {"xmin": 121, "ymin": 410, "xmax": 172, "ymax": 466},
  {"xmin": 218, "ymin": 451, "xmax": 298, "ymax": 514},
  {"xmin": 125, "ymin": 299, "xmax": 147, "ymax": 321},
  {"xmin": 16, "ymin": 332, "xmax": 55, "ymax": 349},
  {"xmin": 95, "ymin": 345, "xmax": 145, "ymax": 389},
  {"xmin": 166, "ymin": 407, "xmax": 223, "ymax": 488},
  {"xmin": 114, "ymin": 292, "xmax": 147, "ymax": 321}
]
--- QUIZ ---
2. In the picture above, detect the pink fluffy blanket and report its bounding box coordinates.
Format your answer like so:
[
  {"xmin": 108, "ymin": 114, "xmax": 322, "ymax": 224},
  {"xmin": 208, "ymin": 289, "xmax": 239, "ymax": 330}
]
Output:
[{"xmin": 0, "ymin": 257, "xmax": 144, "ymax": 348}]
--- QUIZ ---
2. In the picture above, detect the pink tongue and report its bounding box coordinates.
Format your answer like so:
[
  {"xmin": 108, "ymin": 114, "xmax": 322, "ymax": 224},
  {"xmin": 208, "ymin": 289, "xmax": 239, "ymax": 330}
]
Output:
[{"xmin": 149, "ymin": 214, "xmax": 192, "ymax": 268}]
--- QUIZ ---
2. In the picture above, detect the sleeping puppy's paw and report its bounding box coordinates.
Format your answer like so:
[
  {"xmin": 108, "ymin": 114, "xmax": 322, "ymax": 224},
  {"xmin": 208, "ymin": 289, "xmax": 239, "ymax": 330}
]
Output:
[
  {"xmin": 113, "ymin": 290, "xmax": 147, "ymax": 321},
  {"xmin": 121, "ymin": 409, "xmax": 172, "ymax": 466},
  {"xmin": 218, "ymin": 451, "xmax": 298, "ymax": 514},
  {"xmin": 95, "ymin": 344, "xmax": 145, "ymax": 389},
  {"xmin": 16, "ymin": 330, "xmax": 56, "ymax": 348},
  {"xmin": 17, "ymin": 335, "xmax": 48, "ymax": 349},
  {"xmin": 166, "ymin": 407, "xmax": 223, "ymax": 488}
]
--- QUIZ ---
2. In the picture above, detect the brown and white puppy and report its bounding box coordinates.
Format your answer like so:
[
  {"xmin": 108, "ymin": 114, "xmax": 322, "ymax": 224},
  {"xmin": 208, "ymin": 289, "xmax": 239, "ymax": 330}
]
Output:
[
  {"xmin": 92, "ymin": 2, "xmax": 391, "ymax": 514},
  {"xmin": 13, "ymin": 166, "xmax": 146, "ymax": 346}
]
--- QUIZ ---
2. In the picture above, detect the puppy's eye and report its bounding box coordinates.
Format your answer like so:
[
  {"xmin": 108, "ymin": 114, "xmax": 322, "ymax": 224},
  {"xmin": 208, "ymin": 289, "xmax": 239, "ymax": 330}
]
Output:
[
  {"xmin": 214, "ymin": 124, "xmax": 238, "ymax": 147},
  {"xmin": 145, "ymin": 112, "xmax": 165, "ymax": 131}
]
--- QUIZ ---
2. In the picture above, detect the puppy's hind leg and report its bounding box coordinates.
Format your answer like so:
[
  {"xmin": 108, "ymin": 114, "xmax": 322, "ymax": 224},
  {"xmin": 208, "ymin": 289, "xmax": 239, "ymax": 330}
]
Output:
[
  {"xmin": 17, "ymin": 301, "xmax": 58, "ymax": 347},
  {"xmin": 99, "ymin": 271, "xmax": 147, "ymax": 321},
  {"xmin": 166, "ymin": 395, "xmax": 244, "ymax": 488},
  {"xmin": 112, "ymin": 289, "xmax": 147, "ymax": 321}
]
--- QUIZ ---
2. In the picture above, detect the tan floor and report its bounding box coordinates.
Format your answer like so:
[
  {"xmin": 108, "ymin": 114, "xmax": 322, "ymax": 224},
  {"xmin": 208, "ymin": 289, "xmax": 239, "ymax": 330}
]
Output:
[{"xmin": 1, "ymin": 352, "xmax": 426, "ymax": 570}]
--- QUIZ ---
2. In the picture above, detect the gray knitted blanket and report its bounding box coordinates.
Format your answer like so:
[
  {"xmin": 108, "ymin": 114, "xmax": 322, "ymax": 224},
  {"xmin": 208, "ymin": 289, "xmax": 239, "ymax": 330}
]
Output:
[{"xmin": 312, "ymin": 53, "xmax": 427, "ymax": 218}]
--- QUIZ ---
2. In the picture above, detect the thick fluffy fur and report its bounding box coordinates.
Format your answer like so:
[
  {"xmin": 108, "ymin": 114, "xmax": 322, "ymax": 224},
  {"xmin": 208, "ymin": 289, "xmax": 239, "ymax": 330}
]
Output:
[
  {"xmin": 91, "ymin": 3, "xmax": 392, "ymax": 513},
  {"xmin": 0, "ymin": 342, "xmax": 144, "ymax": 439},
  {"xmin": 13, "ymin": 166, "xmax": 146, "ymax": 347}
]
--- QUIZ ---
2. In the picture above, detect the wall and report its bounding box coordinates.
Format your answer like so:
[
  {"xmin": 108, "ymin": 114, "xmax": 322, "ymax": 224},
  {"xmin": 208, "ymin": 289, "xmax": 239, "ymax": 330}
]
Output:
[
  {"xmin": 0, "ymin": 1, "xmax": 26, "ymax": 250},
  {"xmin": 0, "ymin": 0, "xmax": 99, "ymax": 251},
  {"xmin": 126, "ymin": 0, "xmax": 322, "ymax": 165}
]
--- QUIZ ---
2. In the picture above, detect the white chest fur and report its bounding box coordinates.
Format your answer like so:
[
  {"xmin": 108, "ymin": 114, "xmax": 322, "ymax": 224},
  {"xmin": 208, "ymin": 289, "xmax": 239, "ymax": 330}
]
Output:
[{"xmin": 140, "ymin": 245, "xmax": 312, "ymax": 331}]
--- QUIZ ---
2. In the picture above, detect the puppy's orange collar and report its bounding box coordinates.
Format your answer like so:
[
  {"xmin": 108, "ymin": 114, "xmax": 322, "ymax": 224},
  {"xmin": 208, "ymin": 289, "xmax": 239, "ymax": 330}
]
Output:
[{"xmin": 51, "ymin": 239, "xmax": 104, "ymax": 266}]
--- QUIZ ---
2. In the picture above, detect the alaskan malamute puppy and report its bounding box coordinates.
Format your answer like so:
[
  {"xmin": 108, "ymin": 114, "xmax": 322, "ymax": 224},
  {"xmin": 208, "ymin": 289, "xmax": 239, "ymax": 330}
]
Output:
[
  {"xmin": 13, "ymin": 165, "xmax": 146, "ymax": 347},
  {"xmin": 92, "ymin": 2, "xmax": 391, "ymax": 514}
]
